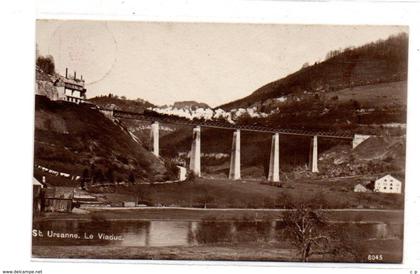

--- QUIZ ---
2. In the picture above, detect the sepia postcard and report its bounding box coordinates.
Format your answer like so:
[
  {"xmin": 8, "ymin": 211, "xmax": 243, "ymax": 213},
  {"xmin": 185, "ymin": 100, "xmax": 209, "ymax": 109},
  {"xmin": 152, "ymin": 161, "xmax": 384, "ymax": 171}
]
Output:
[{"xmin": 32, "ymin": 20, "xmax": 408, "ymax": 263}]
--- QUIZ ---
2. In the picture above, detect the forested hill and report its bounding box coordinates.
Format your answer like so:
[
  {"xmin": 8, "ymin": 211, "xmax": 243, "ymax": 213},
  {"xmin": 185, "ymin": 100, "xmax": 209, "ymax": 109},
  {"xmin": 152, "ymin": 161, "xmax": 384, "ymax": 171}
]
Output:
[
  {"xmin": 89, "ymin": 95, "xmax": 155, "ymax": 112},
  {"xmin": 220, "ymin": 32, "xmax": 408, "ymax": 110},
  {"xmin": 34, "ymin": 95, "xmax": 176, "ymax": 184}
]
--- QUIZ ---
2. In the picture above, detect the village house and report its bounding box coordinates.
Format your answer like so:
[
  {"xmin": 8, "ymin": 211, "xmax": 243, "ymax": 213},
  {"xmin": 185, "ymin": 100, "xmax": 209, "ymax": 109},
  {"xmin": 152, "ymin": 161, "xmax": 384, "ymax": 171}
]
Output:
[
  {"xmin": 373, "ymin": 174, "xmax": 403, "ymax": 194},
  {"xmin": 54, "ymin": 68, "xmax": 87, "ymax": 104}
]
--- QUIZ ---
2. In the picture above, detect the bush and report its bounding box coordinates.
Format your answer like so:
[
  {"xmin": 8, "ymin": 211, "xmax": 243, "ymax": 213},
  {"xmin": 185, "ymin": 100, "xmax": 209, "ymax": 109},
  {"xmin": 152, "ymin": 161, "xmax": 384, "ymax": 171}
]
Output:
[
  {"xmin": 163, "ymin": 159, "xmax": 179, "ymax": 180},
  {"xmin": 186, "ymin": 171, "xmax": 196, "ymax": 183},
  {"xmin": 36, "ymin": 55, "xmax": 55, "ymax": 75}
]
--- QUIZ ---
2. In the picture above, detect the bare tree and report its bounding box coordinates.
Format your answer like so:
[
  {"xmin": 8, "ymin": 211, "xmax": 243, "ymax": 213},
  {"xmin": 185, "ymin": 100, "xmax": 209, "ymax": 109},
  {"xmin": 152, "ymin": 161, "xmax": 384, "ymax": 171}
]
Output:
[{"xmin": 283, "ymin": 204, "xmax": 357, "ymax": 262}]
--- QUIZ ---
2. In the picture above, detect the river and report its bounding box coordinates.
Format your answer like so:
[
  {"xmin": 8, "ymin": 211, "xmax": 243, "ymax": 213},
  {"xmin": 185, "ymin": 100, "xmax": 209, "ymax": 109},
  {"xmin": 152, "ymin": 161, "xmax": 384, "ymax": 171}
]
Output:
[{"xmin": 32, "ymin": 219, "xmax": 403, "ymax": 248}]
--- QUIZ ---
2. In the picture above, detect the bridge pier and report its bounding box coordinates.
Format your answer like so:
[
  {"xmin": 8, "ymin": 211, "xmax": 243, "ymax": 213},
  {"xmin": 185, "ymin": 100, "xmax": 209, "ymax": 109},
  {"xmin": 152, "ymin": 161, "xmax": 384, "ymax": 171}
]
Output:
[
  {"xmin": 309, "ymin": 135, "xmax": 319, "ymax": 173},
  {"xmin": 189, "ymin": 126, "xmax": 201, "ymax": 177},
  {"xmin": 229, "ymin": 129, "xmax": 241, "ymax": 180},
  {"xmin": 268, "ymin": 133, "xmax": 280, "ymax": 182},
  {"xmin": 150, "ymin": 121, "xmax": 159, "ymax": 157}
]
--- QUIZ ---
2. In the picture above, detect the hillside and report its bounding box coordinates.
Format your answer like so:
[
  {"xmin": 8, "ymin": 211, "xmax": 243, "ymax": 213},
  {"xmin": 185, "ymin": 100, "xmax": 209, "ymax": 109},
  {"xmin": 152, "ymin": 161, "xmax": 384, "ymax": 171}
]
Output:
[
  {"xmin": 34, "ymin": 95, "xmax": 177, "ymax": 185},
  {"xmin": 315, "ymin": 136, "xmax": 405, "ymax": 178},
  {"xmin": 220, "ymin": 33, "xmax": 408, "ymax": 111},
  {"xmin": 233, "ymin": 80, "xmax": 407, "ymax": 133},
  {"xmin": 158, "ymin": 34, "xmax": 408, "ymax": 179}
]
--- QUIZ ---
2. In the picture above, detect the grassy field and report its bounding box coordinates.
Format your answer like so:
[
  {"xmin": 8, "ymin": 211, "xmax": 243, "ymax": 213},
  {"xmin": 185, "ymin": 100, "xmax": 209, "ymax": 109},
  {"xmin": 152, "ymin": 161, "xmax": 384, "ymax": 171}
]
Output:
[
  {"xmin": 86, "ymin": 178, "xmax": 404, "ymax": 210},
  {"xmin": 324, "ymin": 80, "xmax": 406, "ymax": 107}
]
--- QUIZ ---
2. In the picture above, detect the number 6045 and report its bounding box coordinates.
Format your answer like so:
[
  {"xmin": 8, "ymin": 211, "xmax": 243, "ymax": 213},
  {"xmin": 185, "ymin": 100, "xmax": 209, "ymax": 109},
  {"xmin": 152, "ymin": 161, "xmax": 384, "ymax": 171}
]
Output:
[{"xmin": 367, "ymin": 254, "xmax": 383, "ymax": 261}]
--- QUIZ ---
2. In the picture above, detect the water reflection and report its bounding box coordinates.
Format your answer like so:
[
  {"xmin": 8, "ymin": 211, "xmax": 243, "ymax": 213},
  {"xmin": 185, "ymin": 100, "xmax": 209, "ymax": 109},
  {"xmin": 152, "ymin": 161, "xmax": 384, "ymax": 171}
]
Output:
[{"xmin": 32, "ymin": 220, "xmax": 403, "ymax": 247}]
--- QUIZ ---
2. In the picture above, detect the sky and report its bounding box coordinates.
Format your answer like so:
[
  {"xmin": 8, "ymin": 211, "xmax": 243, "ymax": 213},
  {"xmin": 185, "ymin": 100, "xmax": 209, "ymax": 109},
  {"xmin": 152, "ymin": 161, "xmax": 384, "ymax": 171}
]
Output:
[{"xmin": 36, "ymin": 20, "xmax": 407, "ymax": 107}]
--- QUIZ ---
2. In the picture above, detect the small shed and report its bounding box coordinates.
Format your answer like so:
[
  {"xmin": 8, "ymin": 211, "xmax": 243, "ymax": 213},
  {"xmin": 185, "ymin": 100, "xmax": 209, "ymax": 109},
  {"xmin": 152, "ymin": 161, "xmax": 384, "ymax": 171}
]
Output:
[
  {"xmin": 354, "ymin": 183, "xmax": 369, "ymax": 193},
  {"xmin": 43, "ymin": 187, "xmax": 74, "ymax": 212},
  {"xmin": 33, "ymin": 177, "xmax": 44, "ymax": 215},
  {"xmin": 374, "ymin": 174, "xmax": 403, "ymax": 194}
]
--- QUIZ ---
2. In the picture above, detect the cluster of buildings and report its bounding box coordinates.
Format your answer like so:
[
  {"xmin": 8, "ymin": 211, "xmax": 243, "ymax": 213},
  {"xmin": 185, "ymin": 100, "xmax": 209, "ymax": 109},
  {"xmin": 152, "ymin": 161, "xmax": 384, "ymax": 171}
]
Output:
[
  {"xmin": 33, "ymin": 176, "xmax": 100, "ymax": 215},
  {"xmin": 36, "ymin": 67, "xmax": 87, "ymax": 104},
  {"xmin": 32, "ymin": 177, "xmax": 73, "ymax": 215}
]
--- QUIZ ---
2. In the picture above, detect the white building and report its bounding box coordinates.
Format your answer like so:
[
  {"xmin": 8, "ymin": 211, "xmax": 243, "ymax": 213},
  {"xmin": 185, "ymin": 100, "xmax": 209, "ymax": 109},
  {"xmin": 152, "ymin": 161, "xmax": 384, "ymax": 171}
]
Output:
[
  {"xmin": 354, "ymin": 183, "xmax": 369, "ymax": 193},
  {"xmin": 55, "ymin": 69, "xmax": 87, "ymax": 104},
  {"xmin": 374, "ymin": 174, "xmax": 402, "ymax": 194}
]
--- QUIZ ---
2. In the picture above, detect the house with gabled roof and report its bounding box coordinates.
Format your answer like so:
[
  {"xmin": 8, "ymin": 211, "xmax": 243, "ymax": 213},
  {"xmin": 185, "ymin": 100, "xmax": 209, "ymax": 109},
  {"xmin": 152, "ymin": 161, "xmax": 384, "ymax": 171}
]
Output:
[{"xmin": 373, "ymin": 174, "xmax": 403, "ymax": 194}]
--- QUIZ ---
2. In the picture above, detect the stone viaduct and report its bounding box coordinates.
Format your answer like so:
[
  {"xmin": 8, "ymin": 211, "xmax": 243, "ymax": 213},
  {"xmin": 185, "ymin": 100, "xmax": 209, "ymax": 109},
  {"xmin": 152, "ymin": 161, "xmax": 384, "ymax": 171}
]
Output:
[{"xmin": 104, "ymin": 108, "xmax": 360, "ymax": 183}]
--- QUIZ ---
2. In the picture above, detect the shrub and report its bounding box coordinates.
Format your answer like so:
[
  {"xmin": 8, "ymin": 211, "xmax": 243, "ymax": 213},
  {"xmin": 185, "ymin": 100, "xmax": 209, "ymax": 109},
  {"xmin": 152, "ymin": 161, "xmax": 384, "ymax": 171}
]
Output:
[
  {"xmin": 186, "ymin": 171, "xmax": 196, "ymax": 183},
  {"xmin": 36, "ymin": 55, "xmax": 55, "ymax": 75}
]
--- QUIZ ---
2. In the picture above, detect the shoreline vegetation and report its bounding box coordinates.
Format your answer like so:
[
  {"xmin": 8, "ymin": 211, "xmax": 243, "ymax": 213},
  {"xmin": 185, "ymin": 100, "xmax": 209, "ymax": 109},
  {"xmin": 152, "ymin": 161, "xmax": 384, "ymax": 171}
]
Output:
[{"xmin": 34, "ymin": 207, "xmax": 404, "ymax": 223}]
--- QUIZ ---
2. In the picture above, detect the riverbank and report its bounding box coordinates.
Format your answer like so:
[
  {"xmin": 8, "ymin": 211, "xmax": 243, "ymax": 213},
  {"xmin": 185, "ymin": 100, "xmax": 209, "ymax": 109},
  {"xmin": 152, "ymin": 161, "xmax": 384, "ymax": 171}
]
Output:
[
  {"xmin": 32, "ymin": 238, "xmax": 402, "ymax": 262},
  {"xmin": 32, "ymin": 244, "xmax": 295, "ymax": 261},
  {"xmin": 34, "ymin": 207, "xmax": 404, "ymax": 223}
]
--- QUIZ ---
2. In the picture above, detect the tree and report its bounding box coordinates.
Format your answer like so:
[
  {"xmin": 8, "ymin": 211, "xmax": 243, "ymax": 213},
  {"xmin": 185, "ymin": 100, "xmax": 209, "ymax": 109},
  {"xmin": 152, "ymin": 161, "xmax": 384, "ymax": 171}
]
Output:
[
  {"xmin": 351, "ymin": 99, "xmax": 361, "ymax": 110},
  {"xmin": 90, "ymin": 164, "xmax": 96, "ymax": 184},
  {"xmin": 283, "ymin": 204, "xmax": 357, "ymax": 262},
  {"xmin": 105, "ymin": 167, "xmax": 115, "ymax": 183},
  {"xmin": 128, "ymin": 172, "xmax": 135, "ymax": 185},
  {"xmin": 81, "ymin": 168, "xmax": 89, "ymax": 189},
  {"xmin": 94, "ymin": 169, "xmax": 105, "ymax": 184},
  {"xmin": 36, "ymin": 55, "xmax": 55, "ymax": 75},
  {"xmin": 186, "ymin": 171, "xmax": 196, "ymax": 183},
  {"xmin": 283, "ymin": 205, "xmax": 329, "ymax": 262},
  {"xmin": 325, "ymin": 49, "xmax": 342, "ymax": 60}
]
